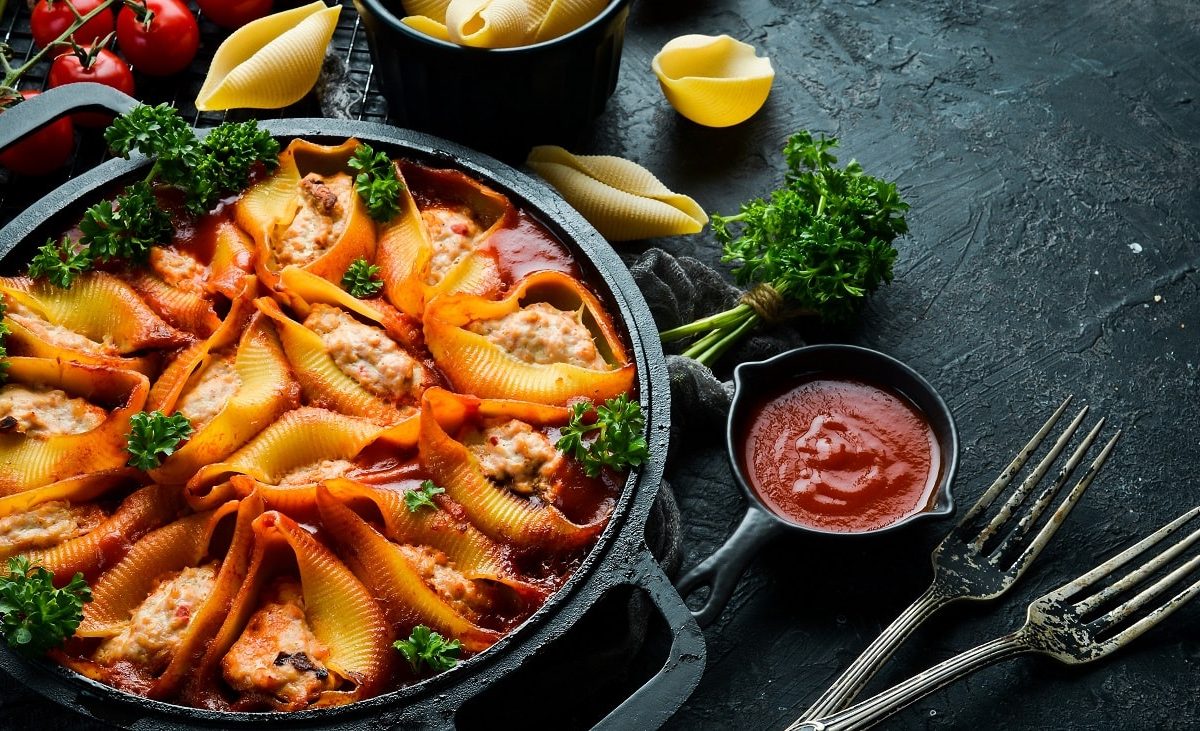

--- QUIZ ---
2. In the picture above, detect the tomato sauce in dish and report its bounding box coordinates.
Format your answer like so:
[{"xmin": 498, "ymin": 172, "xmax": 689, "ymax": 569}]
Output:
[{"xmin": 739, "ymin": 378, "xmax": 940, "ymax": 532}]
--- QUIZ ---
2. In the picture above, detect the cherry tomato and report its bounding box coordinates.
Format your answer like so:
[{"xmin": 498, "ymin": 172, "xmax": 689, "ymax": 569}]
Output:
[
  {"xmin": 0, "ymin": 91, "xmax": 75, "ymax": 177},
  {"xmin": 29, "ymin": 0, "xmax": 115, "ymax": 49},
  {"xmin": 195, "ymin": 0, "xmax": 272, "ymax": 29},
  {"xmin": 116, "ymin": 0, "xmax": 199, "ymax": 77},
  {"xmin": 48, "ymin": 46, "xmax": 136, "ymax": 128}
]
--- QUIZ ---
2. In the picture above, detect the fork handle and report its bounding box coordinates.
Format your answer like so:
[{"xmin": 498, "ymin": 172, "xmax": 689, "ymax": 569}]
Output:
[
  {"xmin": 791, "ymin": 583, "xmax": 952, "ymax": 725},
  {"xmin": 791, "ymin": 632, "xmax": 1030, "ymax": 731}
]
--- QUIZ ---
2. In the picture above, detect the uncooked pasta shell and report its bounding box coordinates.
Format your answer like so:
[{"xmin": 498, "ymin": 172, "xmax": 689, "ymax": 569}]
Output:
[
  {"xmin": 652, "ymin": 33, "xmax": 774, "ymax": 128},
  {"xmin": 195, "ymin": 1, "xmax": 342, "ymax": 111}
]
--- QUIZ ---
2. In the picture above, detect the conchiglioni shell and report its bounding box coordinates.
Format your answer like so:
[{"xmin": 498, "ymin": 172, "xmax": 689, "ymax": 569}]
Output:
[
  {"xmin": 376, "ymin": 162, "xmax": 509, "ymax": 317},
  {"xmin": 651, "ymin": 33, "xmax": 775, "ymax": 128},
  {"xmin": 525, "ymin": 145, "xmax": 708, "ymax": 241},
  {"xmin": 419, "ymin": 389, "xmax": 601, "ymax": 549},
  {"xmin": 147, "ymin": 288, "xmax": 257, "ymax": 413},
  {"xmin": 196, "ymin": 1, "xmax": 342, "ymax": 111},
  {"xmin": 208, "ymin": 222, "xmax": 257, "ymax": 300},
  {"xmin": 401, "ymin": 15, "xmax": 453, "ymax": 41},
  {"xmin": 0, "ymin": 469, "xmax": 140, "ymax": 561},
  {"xmin": 186, "ymin": 407, "xmax": 395, "ymax": 504},
  {"xmin": 423, "ymin": 270, "xmax": 634, "ymax": 405},
  {"xmin": 255, "ymin": 297, "xmax": 409, "ymax": 425},
  {"xmin": 277, "ymin": 265, "xmax": 387, "ymax": 322},
  {"xmin": 126, "ymin": 269, "xmax": 221, "ymax": 338},
  {"xmin": 236, "ymin": 138, "xmax": 376, "ymax": 293},
  {"xmin": 0, "ymin": 358, "xmax": 149, "ymax": 495},
  {"xmin": 532, "ymin": 0, "xmax": 608, "ymax": 42},
  {"xmin": 23, "ymin": 483, "xmax": 183, "ymax": 584},
  {"xmin": 1, "ymin": 273, "xmax": 191, "ymax": 374},
  {"xmin": 151, "ymin": 314, "xmax": 302, "ymax": 485},
  {"xmin": 402, "ymin": 0, "xmax": 450, "ymax": 20},
  {"xmin": 315, "ymin": 486, "xmax": 501, "ymax": 652},
  {"xmin": 444, "ymin": 0, "xmax": 545, "ymax": 47}
]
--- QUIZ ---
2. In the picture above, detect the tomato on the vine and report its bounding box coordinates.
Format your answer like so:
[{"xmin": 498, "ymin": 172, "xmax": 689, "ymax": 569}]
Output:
[
  {"xmin": 116, "ymin": 0, "xmax": 199, "ymax": 77},
  {"xmin": 29, "ymin": 0, "xmax": 115, "ymax": 49},
  {"xmin": 195, "ymin": 0, "xmax": 273, "ymax": 30},
  {"xmin": 48, "ymin": 46, "xmax": 136, "ymax": 128},
  {"xmin": 0, "ymin": 91, "xmax": 75, "ymax": 177}
]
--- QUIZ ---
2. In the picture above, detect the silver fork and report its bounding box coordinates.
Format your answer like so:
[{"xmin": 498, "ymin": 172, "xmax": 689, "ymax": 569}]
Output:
[
  {"xmin": 792, "ymin": 397, "xmax": 1119, "ymax": 726},
  {"xmin": 794, "ymin": 504, "xmax": 1200, "ymax": 730}
]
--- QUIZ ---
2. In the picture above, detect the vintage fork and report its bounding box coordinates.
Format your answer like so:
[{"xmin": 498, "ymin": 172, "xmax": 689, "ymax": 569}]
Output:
[
  {"xmin": 792, "ymin": 397, "xmax": 1119, "ymax": 726},
  {"xmin": 793, "ymin": 504, "xmax": 1200, "ymax": 730}
]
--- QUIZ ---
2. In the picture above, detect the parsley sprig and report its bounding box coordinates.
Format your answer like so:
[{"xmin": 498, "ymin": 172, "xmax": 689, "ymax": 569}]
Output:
[
  {"xmin": 394, "ymin": 625, "xmax": 461, "ymax": 672},
  {"xmin": 348, "ymin": 143, "xmax": 403, "ymax": 222},
  {"xmin": 27, "ymin": 236, "xmax": 92, "ymax": 289},
  {"xmin": 660, "ymin": 131, "xmax": 909, "ymax": 366},
  {"xmin": 0, "ymin": 556, "xmax": 92, "ymax": 656},
  {"xmin": 342, "ymin": 258, "xmax": 383, "ymax": 298},
  {"xmin": 405, "ymin": 480, "xmax": 445, "ymax": 512},
  {"xmin": 556, "ymin": 394, "xmax": 649, "ymax": 477},
  {"xmin": 26, "ymin": 105, "xmax": 278, "ymax": 288},
  {"xmin": 126, "ymin": 410, "xmax": 193, "ymax": 471}
]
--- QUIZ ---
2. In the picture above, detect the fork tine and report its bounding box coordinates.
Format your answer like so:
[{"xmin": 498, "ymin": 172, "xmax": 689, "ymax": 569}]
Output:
[
  {"xmin": 1076, "ymin": 521, "xmax": 1200, "ymax": 616},
  {"xmin": 1100, "ymin": 573, "xmax": 1200, "ymax": 653},
  {"xmin": 1092, "ymin": 546, "xmax": 1200, "ymax": 633},
  {"xmin": 961, "ymin": 396, "xmax": 1074, "ymax": 525},
  {"xmin": 1005, "ymin": 430, "xmax": 1120, "ymax": 574},
  {"xmin": 971, "ymin": 405, "xmax": 1089, "ymax": 551},
  {"xmin": 1046, "ymin": 505, "xmax": 1200, "ymax": 602}
]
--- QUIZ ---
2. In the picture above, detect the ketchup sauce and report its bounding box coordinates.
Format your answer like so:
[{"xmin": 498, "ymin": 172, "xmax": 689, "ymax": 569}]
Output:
[{"xmin": 739, "ymin": 378, "xmax": 940, "ymax": 532}]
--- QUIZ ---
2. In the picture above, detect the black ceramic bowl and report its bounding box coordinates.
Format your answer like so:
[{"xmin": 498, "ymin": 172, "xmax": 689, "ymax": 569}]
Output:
[
  {"xmin": 354, "ymin": 0, "xmax": 633, "ymax": 161},
  {"xmin": 677, "ymin": 344, "xmax": 959, "ymax": 626}
]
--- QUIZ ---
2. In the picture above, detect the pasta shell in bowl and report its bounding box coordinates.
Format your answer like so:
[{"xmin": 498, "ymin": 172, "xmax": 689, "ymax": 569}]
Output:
[{"xmin": 652, "ymin": 33, "xmax": 775, "ymax": 128}]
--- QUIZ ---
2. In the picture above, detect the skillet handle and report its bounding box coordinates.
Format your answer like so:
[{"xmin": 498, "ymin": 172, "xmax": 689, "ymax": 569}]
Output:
[
  {"xmin": 0, "ymin": 83, "xmax": 139, "ymax": 153},
  {"xmin": 591, "ymin": 548, "xmax": 706, "ymax": 731},
  {"xmin": 675, "ymin": 503, "xmax": 784, "ymax": 627}
]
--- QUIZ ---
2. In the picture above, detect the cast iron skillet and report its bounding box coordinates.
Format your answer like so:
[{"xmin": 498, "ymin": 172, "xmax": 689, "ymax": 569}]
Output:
[{"xmin": 0, "ymin": 85, "xmax": 705, "ymax": 730}]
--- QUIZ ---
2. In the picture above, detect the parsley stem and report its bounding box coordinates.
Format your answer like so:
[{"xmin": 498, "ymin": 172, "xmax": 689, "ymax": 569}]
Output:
[
  {"xmin": 660, "ymin": 303, "xmax": 755, "ymax": 342},
  {"xmin": 694, "ymin": 312, "xmax": 759, "ymax": 368}
]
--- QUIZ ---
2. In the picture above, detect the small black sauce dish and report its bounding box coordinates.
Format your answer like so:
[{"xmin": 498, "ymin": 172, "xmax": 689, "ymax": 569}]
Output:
[
  {"xmin": 353, "ymin": 0, "xmax": 633, "ymax": 161},
  {"xmin": 677, "ymin": 344, "xmax": 959, "ymax": 626}
]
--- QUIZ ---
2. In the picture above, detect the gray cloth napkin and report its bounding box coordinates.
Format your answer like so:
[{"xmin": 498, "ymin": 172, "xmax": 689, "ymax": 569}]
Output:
[{"xmin": 628, "ymin": 248, "xmax": 806, "ymax": 439}]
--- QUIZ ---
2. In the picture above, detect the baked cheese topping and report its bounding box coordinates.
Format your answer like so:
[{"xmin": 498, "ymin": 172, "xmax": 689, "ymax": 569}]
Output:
[
  {"xmin": 176, "ymin": 354, "xmax": 241, "ymax": 431},
  {"xmin": 468, "ymin": 302, "xmax": 607, "ymax": 370},
  {"xmin": 0, "ymin": 500, "xmax": 105, "ymax": 554},
  {"xmin": 468, "ymin": 418, "xmax": 561, "ymax": 495},
  {"xmin": 274, "ymin": 173, "xmax": 353, "ymax": 268},
  {"xmin": 422, "ymin": 205, "xmax": 483, "ymax": 286},
  {"xmin": 221, "ymin": 578, "xmax": 337, "ymax": 708},
  {"xmin": 0, "ymin": 383, "xmax": 107, "ymax": 437},
  {"xmin": 304, "ymin": 304, "xmax": 425, "ymax": 401},
  {"xmin": 94, "ymin": 564, "xmax": 220, "ymax": 673}
]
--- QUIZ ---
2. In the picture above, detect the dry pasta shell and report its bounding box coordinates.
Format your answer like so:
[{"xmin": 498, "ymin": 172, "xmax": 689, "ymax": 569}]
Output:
[
  {"xmin": 652, "ymin": 33, "xmax": 774, "ymax": 128},
  {"xmin": 195, "ymin": 1, "xmax": 342, "ymax": 111},
  {"xmin": 526, "ymin": 145, "xmax": 708, "ymax": 241},
  {"xmin": 532, "ymin": 0, "xmax": 608, "ymax": 43},
  {"xmin": 444, "ymin": 0, "xmax": 548, "ymax": 48}
]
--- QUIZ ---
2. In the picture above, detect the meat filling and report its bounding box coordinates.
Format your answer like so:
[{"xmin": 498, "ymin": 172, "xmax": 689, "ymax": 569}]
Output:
[
  {"xmin": 221, "ymin": 578, "xmax": 337, "ymax": 709},
  {"xmin": 396, "ymin": 544, "xmax": 489, "ymax": 620},
  {"xmin": 149, "ymin": 247, "xmax": 207, "ymax": 291},
  {"xmin": 421, "ymin": 206, "xmax": 483, "ymax": 285},
  {"xmin": 303, "ymin": 304, "xmax": 425, "ymax": 401},
  {"xmin": 468, "ymin": 302, "xmax": 608, "ymax": 370},
  {"xmin": 0, "ymin": 500, "xmax": 105, "ymax": 554},
  {"xmin": 467, "ymin": 419, "xmax": 562, "ymax": 496},
  {"xmin": 6, "ymin": 301, "xmax": 117, "ymax": 355},
  {"xmin": 94, "ymin": 564, "xmax": 219, "ymax": 674},
  {"xmin": 176, "ymin": 354, "xmax": 240, "ymax": 431},
  {"xmin": 0, "ymin": 383, "xmax": 106, "ymax": 437},
  {"xmin": 273, "ymin": 173, "xmax": 353, "ymax": 269},
  {"xmin": 276, "ymin": 458, "xmax": 357, "ymax": 487}
]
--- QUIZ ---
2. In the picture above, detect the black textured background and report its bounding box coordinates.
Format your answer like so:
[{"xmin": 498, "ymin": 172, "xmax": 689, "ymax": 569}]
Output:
[{"xmin": 2, "ymin": 0, "xmax": 1199, "ymax": 729}]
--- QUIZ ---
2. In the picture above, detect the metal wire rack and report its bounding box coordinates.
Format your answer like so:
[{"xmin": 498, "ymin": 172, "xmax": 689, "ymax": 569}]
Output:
[{"xmin": 0, "ymin": 0, "xmax": 393, "ymax": 221}]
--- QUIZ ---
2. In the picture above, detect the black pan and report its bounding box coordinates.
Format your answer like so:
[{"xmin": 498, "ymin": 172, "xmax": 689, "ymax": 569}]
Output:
[{"xmin": 0, "ymin": 84, "xmax": 704, "ymax": 730}]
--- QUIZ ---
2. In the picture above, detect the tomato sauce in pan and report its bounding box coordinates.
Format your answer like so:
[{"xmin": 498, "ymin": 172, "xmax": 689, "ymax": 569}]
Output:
[{"xmin": 739, "ymin": 378, "xmax": 940, "ymax": 532}]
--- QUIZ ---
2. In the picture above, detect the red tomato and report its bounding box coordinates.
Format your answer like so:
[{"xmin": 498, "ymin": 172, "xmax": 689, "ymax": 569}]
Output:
[
  {"xmin": 48, "ymin": 47, "xmax": 136, "ymax": 128},
  {"xmin": 116, "ymin": 0, "xmax": 199, "ymax": 77},
  {"xmin": 0, "ymin": 91, "xmax": 75, "ymax": 177},
  {"xmin": 29, "ymin": 0, "xmax": 115, "ymax": 49},
  {"xmin": 195, "ymin": 0, "xmax": 272, "ymax": 29}
]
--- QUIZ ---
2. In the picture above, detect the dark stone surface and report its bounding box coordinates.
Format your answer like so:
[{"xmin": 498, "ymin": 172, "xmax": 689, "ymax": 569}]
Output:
[{"xmin": 1, "ymin": 0, "xmax": 1198, "ymax": 729}]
